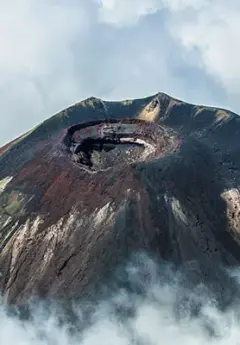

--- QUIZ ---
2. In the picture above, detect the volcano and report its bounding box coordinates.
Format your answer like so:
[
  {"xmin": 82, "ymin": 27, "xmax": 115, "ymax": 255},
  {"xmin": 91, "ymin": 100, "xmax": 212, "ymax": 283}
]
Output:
[{"xmin": 1, "ymin": 92, "xmax": 240, "ymax": 305}]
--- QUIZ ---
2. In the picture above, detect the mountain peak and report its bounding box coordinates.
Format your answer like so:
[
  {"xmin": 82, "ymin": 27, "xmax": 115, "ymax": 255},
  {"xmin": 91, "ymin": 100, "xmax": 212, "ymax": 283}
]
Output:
[{"xmin": 1, "ymin": 93, "xmax": 240, "ymax": 304}]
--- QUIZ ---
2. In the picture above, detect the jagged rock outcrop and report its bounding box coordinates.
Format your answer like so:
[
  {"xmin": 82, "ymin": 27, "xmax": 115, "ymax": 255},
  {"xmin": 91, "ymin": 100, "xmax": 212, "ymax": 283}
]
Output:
[{"xmin": 1, "ymin": 92, "xmax": 240, "ymax": 304}]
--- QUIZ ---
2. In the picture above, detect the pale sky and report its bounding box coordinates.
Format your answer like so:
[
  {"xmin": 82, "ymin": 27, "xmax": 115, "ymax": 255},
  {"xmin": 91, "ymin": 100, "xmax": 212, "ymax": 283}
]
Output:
[{"xmin": 1, "ymin": 0, "xmax": 240, "ymax": 145}]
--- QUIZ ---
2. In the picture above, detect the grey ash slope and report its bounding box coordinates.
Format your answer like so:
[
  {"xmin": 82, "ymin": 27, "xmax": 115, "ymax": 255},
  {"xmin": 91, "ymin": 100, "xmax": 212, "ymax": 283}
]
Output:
[{"xmin": 0, "ymin": 92, "xmax": 240, "ymax": 305}]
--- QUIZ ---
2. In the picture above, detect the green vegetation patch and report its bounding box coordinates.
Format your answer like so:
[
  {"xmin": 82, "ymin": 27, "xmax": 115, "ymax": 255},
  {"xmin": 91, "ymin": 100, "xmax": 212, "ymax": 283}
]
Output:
[{"xmin": 0, "ymin": 190, "xmax": 27, "ymax": 217}]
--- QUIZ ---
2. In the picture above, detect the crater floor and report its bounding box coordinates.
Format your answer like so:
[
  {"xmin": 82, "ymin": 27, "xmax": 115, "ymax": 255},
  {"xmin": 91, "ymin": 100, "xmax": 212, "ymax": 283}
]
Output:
[{"xmin": 64, "ymin": 119, "xmax": 179, "ymax": 172}]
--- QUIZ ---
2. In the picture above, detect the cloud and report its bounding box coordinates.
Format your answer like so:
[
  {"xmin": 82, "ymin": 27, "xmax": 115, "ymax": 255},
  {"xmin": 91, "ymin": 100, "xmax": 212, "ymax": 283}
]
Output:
[
  {"xmin": 0, "ymin": 0, "xmax": 239, "ymax": 145},
  {"xmin": 97, "ymin": 0, "xmax": 240, "ymax": 111},
  {"xmin": 1, "ymin": 253, "xmax": 240, "ymax": 345},
  {"xmin": 96, "ymin": 0, "xmax": 164, "ymax": 27},
  {"xmin": 169, "ymin": 1, "xmax": 240, "ymax": 92},
  {"xmin": 96, "ymin": 0, "xmax": 208, "ymax": 26},
  {"xmin": 0, "ymin": 0, "xmax": 92, "ymax": 144}
]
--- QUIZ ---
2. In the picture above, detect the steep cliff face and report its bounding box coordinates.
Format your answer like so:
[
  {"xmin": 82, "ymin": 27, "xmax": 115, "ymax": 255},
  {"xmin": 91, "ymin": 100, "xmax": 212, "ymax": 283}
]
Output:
[{"xmin": 1, "ymin": 92, "xmax": 240, "ymax": 304}]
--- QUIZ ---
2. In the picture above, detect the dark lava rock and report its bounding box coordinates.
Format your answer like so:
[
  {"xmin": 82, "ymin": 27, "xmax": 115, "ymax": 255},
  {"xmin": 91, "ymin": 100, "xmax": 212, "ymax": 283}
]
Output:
[{"xmin": 1, "ymin": 92, "xmax": 240, "ymax": 305}]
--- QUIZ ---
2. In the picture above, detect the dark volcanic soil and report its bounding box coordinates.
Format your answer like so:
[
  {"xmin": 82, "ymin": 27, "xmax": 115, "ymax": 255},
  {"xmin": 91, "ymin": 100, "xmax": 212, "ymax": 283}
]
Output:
[{"xmin": 1, "ymin": 92, "xmax": 240, "ymax": 305}]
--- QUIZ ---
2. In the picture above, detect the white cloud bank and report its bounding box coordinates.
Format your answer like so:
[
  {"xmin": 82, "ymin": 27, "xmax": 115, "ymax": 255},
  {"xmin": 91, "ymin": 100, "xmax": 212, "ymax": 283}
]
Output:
[{"xmin": 0, "ymin": 0, "xmax": 240, "ymax": 144}]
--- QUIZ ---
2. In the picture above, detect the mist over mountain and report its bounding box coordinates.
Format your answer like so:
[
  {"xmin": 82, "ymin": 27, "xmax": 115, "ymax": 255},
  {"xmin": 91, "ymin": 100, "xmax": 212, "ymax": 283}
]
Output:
[{"xmin": 1, "ymin": 253, "xmax": 240, "ymax": 345}]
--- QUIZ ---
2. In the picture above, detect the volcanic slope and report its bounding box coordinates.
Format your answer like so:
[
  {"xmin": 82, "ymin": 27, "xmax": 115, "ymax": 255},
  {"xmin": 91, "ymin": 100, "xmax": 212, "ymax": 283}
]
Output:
[{"xmin": 1, "ymin": 92, "xmax": 240, "ymax": 304}]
